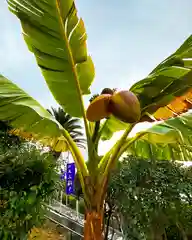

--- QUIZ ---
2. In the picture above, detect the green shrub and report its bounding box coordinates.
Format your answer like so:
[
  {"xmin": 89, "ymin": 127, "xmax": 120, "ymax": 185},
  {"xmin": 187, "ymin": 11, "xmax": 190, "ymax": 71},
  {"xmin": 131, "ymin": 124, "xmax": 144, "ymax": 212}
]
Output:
[{"xmin": 0, "ymin": 146, "xmax": 59, "ymax": 240}]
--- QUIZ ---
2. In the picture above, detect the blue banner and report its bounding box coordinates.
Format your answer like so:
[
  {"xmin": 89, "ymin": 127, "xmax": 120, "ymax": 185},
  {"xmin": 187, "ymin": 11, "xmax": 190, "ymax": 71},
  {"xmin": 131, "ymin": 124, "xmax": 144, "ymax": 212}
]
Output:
[{"xmin": 66, "ymin": 163, "xmax": 75, "ymax": 195}]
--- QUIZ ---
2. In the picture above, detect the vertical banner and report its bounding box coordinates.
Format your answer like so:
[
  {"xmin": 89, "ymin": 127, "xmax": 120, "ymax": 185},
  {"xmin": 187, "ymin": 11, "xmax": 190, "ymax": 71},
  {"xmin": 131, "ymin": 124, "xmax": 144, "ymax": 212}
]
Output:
[{"xmin": 66, "ymin": 163, "xmax": 75, "ymax": 195}]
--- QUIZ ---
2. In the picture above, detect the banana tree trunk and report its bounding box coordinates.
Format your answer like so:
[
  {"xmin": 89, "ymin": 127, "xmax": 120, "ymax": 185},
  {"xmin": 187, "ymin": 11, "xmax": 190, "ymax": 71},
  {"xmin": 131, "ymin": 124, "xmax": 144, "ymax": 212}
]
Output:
[
  {"xmin": 83, "ymin": 210, "xmax": 104, "ymax": 240},
  {"xmin": 81, "ymin": 168, "xmax": 108, "ymax": 239}
]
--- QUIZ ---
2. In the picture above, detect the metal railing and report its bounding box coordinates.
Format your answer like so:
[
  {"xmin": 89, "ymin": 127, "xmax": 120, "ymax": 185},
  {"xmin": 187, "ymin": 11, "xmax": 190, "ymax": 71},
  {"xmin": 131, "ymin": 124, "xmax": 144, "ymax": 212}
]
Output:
[{"xmin": 46, "ymin": 200, "xmax": 123, "ymax": 240}]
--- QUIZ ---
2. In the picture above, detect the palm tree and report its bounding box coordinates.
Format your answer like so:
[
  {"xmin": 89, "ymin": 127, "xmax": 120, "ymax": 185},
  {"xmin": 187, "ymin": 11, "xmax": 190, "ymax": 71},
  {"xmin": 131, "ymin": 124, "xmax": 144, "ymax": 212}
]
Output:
[
  {"xmin": 47, "ymin": 107, "xmax": 85, "ymax": 158},
  {"xmin": 1, "ymin": 1, "xmax": 192, "ymax": 239}
]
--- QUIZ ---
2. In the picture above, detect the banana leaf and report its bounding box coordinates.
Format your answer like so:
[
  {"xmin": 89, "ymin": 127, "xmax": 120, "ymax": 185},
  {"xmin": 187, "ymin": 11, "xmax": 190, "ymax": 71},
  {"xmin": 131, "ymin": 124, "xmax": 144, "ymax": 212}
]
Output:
[
  {"xmin": 124, "ymin": 111, "xmax": 192, "ymax": 160},
  {"xmin": 101, "ymin": 116, "xmax": 128, "ymax": 140},
  {"xmin": 8, "ymin": 0, "xmax": 95, "ymax": 117},
  {"xmin": 0, "ymin": 74, "xmax": 68, "ymax": 152},
  {"xmin": 131, "ymin": 35, "xmax": 192, "ymax": 120},
  {"xmin": 101, "ymin": 35, "xmax": 192, "ymax": 140}
]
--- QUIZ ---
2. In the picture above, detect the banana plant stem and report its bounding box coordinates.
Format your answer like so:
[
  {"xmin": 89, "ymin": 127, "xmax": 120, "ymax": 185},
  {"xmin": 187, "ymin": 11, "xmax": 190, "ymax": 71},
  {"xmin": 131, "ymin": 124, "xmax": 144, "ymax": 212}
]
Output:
[{"xmin": 96, "ymin": 124, "xmax": 135, "ymax": 206}]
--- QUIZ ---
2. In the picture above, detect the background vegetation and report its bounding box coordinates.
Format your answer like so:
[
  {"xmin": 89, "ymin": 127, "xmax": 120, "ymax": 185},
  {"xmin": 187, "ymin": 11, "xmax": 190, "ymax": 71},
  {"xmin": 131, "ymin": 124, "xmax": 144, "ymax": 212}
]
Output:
[
  {"xmin": 0, "ymin": 137, "xmax": 59, "ymax": 240},
  {"xmin": 106, "ymin": 156, "xmax": 192, "ymax": 240}
]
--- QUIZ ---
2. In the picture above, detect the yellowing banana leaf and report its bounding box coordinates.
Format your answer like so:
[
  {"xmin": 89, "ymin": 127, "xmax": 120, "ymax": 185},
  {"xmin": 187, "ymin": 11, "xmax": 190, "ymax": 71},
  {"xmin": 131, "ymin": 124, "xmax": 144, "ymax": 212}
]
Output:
[
  {"xmin": 8, "ymin": 0, "xmax": 95, "ymax": 117},
  {"xmin": 124, "ymin": 111, "xmax": 192, "ymax": 160},
  {"xmin": 101, "ymin": 35, "xmax": 192, "ymax": 140},
  {"xmin": 130, "ymin": 35, "xmax": 192, "ymax": 120},
  {"xmin": 0, "ymin": 74, "xmax": 68, "ymax": 152},
  {"xmin": 153, "ymin": 88, "xmax": 192, "ymax": 120}
]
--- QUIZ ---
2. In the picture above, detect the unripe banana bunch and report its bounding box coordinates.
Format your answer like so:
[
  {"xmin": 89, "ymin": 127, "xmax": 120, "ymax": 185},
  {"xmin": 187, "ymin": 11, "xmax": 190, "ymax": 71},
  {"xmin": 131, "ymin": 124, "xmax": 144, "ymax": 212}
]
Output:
[{"xmin": 86, "ymin": 88, "xmax": 141, "ymax": 123}]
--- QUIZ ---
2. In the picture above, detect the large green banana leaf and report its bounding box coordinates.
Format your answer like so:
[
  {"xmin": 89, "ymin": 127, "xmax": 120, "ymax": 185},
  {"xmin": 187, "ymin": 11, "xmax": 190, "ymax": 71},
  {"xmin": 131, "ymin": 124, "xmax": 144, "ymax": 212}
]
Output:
[
  {"xmin": 101, "ymin": 35, "xmax": 192, "ymax": 140},
  {"xmin": 130, "ymin": 35, "xmax": 192, "ymax": 119},
  {"xmin": 8, "ymin": 0, "xmax": 95, "ymax": 117},
  {"xmin": 124, "ymin": 111, "xmax": 192, "ymax": 160},
  {"xmin": 0, "ymin": 74, "xmax": 68, "ymax": 152},
  {"xmin": 127, "ymin": 140, "xmax": 192, "ymax": 161}
]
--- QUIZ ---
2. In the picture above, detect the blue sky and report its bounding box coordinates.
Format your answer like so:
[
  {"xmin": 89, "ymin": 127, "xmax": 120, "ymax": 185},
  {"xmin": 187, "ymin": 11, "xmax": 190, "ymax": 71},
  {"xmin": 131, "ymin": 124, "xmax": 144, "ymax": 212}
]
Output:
[{"xmin": 1, "ymin": 0, "xmax": 192, "ymax": 110}]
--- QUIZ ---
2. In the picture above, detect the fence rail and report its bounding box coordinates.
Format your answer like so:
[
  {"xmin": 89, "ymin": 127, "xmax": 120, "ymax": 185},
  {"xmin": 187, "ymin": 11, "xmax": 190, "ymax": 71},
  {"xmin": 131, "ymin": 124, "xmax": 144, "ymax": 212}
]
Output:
[{"xmin": 46, "ymin": 200, "xmax": 123, "ymax": 240}]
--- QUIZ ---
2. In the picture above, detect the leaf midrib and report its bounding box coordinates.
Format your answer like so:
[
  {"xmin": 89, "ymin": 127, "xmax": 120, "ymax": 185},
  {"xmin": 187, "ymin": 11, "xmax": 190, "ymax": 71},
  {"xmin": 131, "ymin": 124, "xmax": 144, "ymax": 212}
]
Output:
[{"xmin": 55, "ymin": 0, "xmax": 90, "ymax": 150}]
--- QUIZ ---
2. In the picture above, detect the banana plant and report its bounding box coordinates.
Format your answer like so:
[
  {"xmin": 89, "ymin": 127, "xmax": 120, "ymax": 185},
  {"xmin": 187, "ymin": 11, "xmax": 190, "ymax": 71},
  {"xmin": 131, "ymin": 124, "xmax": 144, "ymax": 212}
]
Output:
[{"xmin": 2, "ymin": 0, "xmax": 192, "ymax": 239}]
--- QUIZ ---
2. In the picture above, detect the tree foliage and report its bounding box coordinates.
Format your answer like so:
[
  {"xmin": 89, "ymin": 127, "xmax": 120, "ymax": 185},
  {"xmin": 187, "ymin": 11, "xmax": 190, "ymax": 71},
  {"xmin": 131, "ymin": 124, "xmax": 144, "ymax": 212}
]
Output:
[
  {"xmin": 107, "ymin": 157, "xmax": 192, "ymax": 240},
  {"xmin": 0, "ymin": 120, "xmax": 21, "ymax": 150},
  {"xmin": 0, "ymin": 146, "xmax": 58, "ymax": 240}
]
